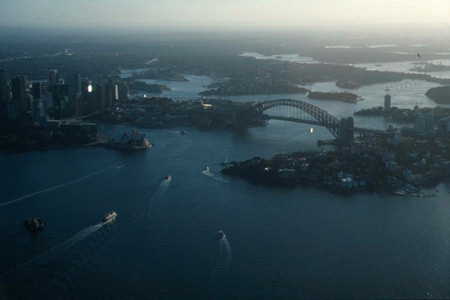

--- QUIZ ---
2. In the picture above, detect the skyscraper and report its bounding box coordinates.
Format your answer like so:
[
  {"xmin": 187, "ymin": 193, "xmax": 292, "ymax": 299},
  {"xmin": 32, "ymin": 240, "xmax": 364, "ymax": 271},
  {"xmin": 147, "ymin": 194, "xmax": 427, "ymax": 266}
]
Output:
[
  {"xmin": 0, "ymin": 69, "xmax": 10, "ymax": 120},
  {"xmin": 11, "ymin": 76, "xmax": 28, "ymax": 116},
  {"xmin": 52, "ymin": 84, "xmax": 70, "ymax": 119},
  {"xmin": 48, "ymin": 69, "xmax": 59, "ymax": 89},
  {"xmin": 384, "ymin": 94, "xmax": 391, "ymax": 111},
  {"xmin": 0, "ymin": 69, "xmax": 9, "ymax": 103},
  {"xmin": 68, "ymin": 73, "xmax": 82, "ymax": 116},
  {"xmin": 118, "ymin": 82, "xmax": 129, "ymax": 102},
  {"xmin": 31, "ymin": 82, "xmax": 41, "ymax": 100},
  {"xmin": 69, "ymin": 73, "xmax": 82, "ymax": 98},
  {"xmin": 105, "ymin": 79, "xmax": 117, "ymax": 109}
]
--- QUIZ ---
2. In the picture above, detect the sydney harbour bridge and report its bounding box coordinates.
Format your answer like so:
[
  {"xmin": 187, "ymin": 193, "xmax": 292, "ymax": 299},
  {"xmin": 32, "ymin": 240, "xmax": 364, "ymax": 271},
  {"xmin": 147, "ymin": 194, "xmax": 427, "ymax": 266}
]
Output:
[{"xmin": 250, "ymin": 99, "xmax": 388, "ymax": 144}]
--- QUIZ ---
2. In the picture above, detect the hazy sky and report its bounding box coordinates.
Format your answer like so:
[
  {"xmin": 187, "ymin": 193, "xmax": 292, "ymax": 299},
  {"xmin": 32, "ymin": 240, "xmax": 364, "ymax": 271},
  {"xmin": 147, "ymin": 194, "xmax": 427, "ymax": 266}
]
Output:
[{"xmin": 1, "ymin": 0, "xmax": 450, "ymax": 30}]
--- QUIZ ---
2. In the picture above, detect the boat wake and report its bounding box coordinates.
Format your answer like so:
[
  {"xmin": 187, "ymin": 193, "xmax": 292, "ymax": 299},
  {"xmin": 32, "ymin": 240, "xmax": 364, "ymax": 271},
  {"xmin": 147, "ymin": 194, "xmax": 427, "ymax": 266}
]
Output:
[
  {"xmin": 209, "ymin": 231, "xmax": 232, "ymax": 292},
  {"xmin": 4, "ymin": 222, "xmax": 107, "ymax": 277},
  {"xmin": 0, "ymin": 162, "xmax": 124, "ymax": 208},
  {"xmin": 202, "ymin": 166, "xmax": 229, "ymax": 184},
  {"xmin": 146, "ymin": 177, "xmax": 172, "ymax": 218},
  {"xmin": 217, "ymin": 234, "xmax": 232, "ymax": 270}
]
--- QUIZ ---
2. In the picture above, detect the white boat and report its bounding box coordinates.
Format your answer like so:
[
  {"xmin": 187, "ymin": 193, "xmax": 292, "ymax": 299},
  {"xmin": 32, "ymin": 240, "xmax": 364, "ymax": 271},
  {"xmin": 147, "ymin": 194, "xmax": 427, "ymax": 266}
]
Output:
[
  {"xmin": 164, "ymin": 175, "xmax": 172, "ymax": 182},
  {"xmin": 103, "ymin": 211, "xmax": 118, "ymax": 223},
  {"xmin": 216, "ymin": 230, "xmax": 225, "ymax": 240}
]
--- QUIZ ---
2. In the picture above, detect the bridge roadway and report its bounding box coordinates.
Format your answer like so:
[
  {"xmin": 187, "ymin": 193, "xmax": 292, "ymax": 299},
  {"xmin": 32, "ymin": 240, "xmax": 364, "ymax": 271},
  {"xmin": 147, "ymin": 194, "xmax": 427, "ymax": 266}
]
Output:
[{"xmin": 268, "ymin": 116, "xmax": 389, "ymax": 136}]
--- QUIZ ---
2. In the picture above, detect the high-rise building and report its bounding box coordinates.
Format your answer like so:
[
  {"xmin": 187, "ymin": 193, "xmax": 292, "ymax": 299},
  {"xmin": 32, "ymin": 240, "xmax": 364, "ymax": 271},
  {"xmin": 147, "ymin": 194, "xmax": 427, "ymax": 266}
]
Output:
[
  {"xmin": 118, "ymin": 82, "xmax": 129, "ymax": 102},
  {"xmin": 0, "ymin": 69, "xmax": 10, "ymax": 120},
  {"xmin": 11, "ymin": 76, "xmax": 28, "ymax": 116},
  {"xmin": 52, "ymin": 84, "xmax": 70, "ymax": 119},
  {"xmin": 67, "ymin": 74, "xmax": 82, "ymax": 116},
  {"xmin": 384, "ymin": 94, "xmax": 391, "ymax": 111},
  {"xmin": 0, "ymin": 69, "xmax": 9, "ymax": 104},
  {"xmin": 338, "ymin": 117, "xmax": 354, "ymax": 146},
  {"xmin": 32, "ymin": 82, "xmax": 42, "ymax": 100},
  {"xmin": 69, "ymin": 73, "xmax": 82, "ymax": 98},
  {"xmin": 94, "ymin": 83, "xmax": 106, "ymax": 111},
  {"xmin": 105, "ymin": 79, "xmax": 117, "ymax": 109},
  {"xmin": 48, "ymin": 69, "xmax": 59, "ymax": 89}
]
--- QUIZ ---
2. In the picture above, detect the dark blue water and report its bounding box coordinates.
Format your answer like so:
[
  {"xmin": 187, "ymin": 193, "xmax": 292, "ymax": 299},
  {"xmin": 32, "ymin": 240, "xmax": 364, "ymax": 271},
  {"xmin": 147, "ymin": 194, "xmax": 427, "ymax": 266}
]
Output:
[{"xmin": 2, "ymin": 120, "xmax": 450, "ymax": 299}]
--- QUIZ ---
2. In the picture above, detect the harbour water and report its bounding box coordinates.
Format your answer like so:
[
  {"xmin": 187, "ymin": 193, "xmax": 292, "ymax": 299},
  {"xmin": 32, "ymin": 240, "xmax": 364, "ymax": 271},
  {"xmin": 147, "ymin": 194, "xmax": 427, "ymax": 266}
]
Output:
[{"xmin": 2, "ymin": 72, "xmax": 450, "ymax": 299}]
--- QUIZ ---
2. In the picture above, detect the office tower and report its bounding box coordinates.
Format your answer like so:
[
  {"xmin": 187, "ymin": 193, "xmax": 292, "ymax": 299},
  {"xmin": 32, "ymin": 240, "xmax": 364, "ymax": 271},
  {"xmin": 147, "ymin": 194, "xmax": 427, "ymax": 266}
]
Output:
[
  {"xmin": 11, "ymin": 76, "xmax": 28, "ymax": 116},
  {"xmin": 52, "ymin": 84, "xmax": 70, "ymax": 119},
  {"xmin": 0, "ymin": 69, "xmax": 9, "ymax": 104},
  {"xmin": 118, "ymin": 82, "xmax": 129, "ymax": 102},
  {"xmin": 32, "ymin": 82, "xmax": 41, "ymax": 100},
  {"xmin": 68, "ymin": 74, "xmax": 82, "ymax": 116},
  {"xmin": 339, "ymin": 117, "xmax": 354, "ymax": 146},
  {"xmin": 69, "ymin": 73, "xmax": 82, "ymax": 98},
  {"xmin": 105, "ymin": 79, "xmax": 117, "ymax": 109},
  {"xmin": 384, "ymin": 94, "xmax": 391, "ymax": 111},
  {"xmin": 48, "ymin": 69, "xmax": 58, "ymax": 89},
  {"xmin": 0, "ymin": 69, "xmax": 10, "ymax": 120},
  {"xmin": 95, "ymin": 83, "xmax": 106, "ymax": 111}
]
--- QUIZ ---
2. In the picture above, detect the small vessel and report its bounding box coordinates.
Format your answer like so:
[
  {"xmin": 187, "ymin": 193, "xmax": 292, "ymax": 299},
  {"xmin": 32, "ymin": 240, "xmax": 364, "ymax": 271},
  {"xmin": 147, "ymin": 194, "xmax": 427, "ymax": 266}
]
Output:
[
  {"xmin": 164, "ymin": 175, "xmax": 172, "ymax": 181},
  {"xmin": 103, "ymin": 211, "xmax": 118, "ymax": 223},
  {"xmin": 204, "ymin": 166, "xmax": 210, "ymax": 173},
  {"xmin": 24, "ymin": 218, "xmax": 46, "ymax": 233},
  {"xmin": 216, "ymin": 230, "xmax": 225, "ymax": 240},
  {"xmin": 180, "ymin": 130, "xmax": 187, "ymax": 135}
]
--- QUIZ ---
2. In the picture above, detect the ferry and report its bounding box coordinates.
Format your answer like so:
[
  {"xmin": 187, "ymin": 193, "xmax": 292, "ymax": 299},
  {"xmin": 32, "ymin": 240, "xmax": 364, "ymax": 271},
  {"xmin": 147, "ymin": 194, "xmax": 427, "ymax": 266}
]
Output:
[
  {"xmin": 103, "ymin": 211, "xmax": 118, "ymax": 223},
  {"xmin": 216, "ymin": 230, "xmax": 225, "ymax": 240},
  {"xmin": 24, "ymin": 218, "xmax": 46, "ymax": 233},
  {"xmin": 107, "ymin": 130, "xmax": 152, "ymax": 151}
]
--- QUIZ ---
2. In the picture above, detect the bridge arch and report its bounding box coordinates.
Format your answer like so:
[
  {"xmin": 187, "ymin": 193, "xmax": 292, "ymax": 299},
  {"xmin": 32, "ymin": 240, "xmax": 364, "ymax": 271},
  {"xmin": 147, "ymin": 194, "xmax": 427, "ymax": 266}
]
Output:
[{"xmin": 254, "ymin": 99, "xmax": 341, "ymax": 137}]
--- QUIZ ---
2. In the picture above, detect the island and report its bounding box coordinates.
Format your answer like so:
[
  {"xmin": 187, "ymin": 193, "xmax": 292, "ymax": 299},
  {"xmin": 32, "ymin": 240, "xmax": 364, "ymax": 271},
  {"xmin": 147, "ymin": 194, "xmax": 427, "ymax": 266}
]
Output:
[
  {"xmin": 129, "ymin": 80, "xmax": 171, "ymax": 94},
  {"xmin": 200, "ymin": 79, "xmax": 309, "ymax": 96},
  {"xmin": 308, "ymin": 91, "xmax": 360, "ymax": 103},
  {"xmin": 425, "ymin": 86, "xmax": 450, "ymax": 104}
]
